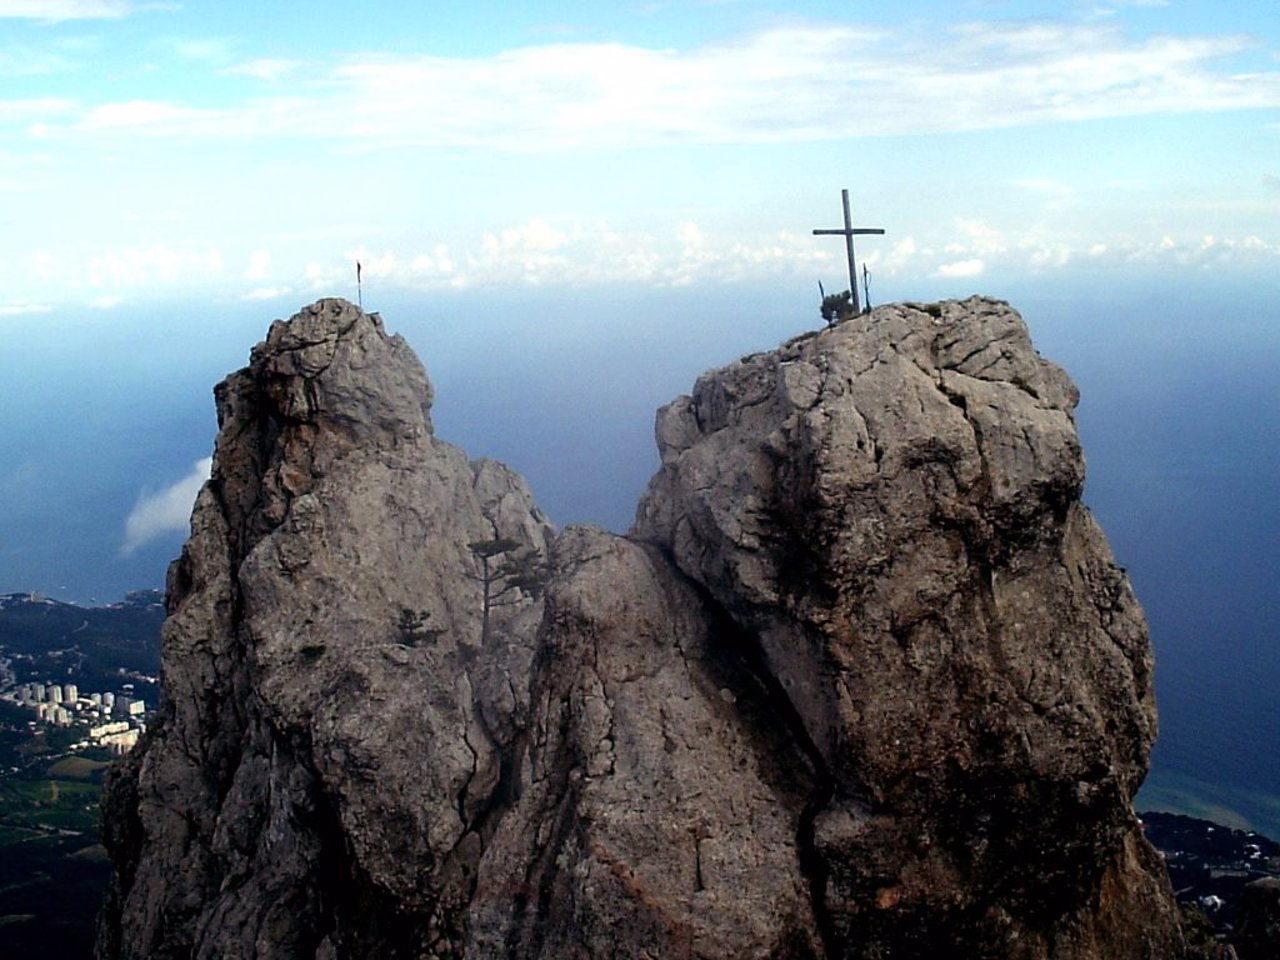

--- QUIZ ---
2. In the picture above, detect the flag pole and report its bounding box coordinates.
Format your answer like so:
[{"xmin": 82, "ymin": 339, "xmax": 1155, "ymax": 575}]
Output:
[{"xmin": 356, "ymin": 260, "xmax": 363, "ymax": 310}]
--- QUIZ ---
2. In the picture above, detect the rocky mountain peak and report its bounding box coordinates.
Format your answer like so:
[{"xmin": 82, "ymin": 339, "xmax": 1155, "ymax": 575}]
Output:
[
  {"xmin": 99, "ymin": 296, "xmax": 1198, "ymax": 959},
  {"xmin": 248, "ymin": 296, "xmax": 435, "ymax": 435}
]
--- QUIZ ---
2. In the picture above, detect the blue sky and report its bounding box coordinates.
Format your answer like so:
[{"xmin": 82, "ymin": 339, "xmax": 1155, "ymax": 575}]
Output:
[{"xmin": 0, "ymin": 0, "xmax": 1276, "ymax": 314}]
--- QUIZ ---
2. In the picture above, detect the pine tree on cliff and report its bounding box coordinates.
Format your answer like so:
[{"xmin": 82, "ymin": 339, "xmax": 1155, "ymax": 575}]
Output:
[{"xmin": 469, "ymin": 537, "xmax": 546, "ymax": 645}]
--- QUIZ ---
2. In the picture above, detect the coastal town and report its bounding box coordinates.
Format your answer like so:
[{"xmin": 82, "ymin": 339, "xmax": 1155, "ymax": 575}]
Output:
[
  {"xmin": 1143, "ymin": 811, "xmax": 1280, "ymax": 939},
  {"xmin": 0, "ymin": 589, "xmax": 160, "ymax": 767},
  {"xmin": 0, "ymin": 589, "xmax": 165, "ymax": 954},
  {"xmin": 1, "ymin": 678, "xmax": 150, "ymax": 756}
]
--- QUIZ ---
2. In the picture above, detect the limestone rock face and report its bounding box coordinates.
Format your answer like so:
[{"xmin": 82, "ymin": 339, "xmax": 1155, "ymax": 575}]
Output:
[
  {"xmin": 632, "ymin": 297, "xmax": 1180, "ymax": 956},
  {"xmin": 465, "ymin": 526, "xmax": 825, "ymax": 958},
  {"xmin": 98, "ymin": 299, "xmax": 553, "ymax": 959},
  {"xmin": 99, "ymin": 296, "xmax": 1188, "ymax": 959}
]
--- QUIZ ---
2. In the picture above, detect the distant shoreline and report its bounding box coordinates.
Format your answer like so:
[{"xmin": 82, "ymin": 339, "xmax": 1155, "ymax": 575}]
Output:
[{"xmin": 1139, "ymin": 767, "xmax": 1280, "ymax": 841}]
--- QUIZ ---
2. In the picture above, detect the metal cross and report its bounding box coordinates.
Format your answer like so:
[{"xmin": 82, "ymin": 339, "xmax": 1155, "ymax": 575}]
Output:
[{"xmin": 812, "ymin": 189, "xmax": 885, "ymax": 314}]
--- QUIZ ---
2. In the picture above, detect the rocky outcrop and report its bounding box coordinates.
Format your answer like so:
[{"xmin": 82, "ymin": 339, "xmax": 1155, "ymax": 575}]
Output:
[
  {"xmin": 99, "ymin": 296, "xmax": 1189, "ymax": 959},
  {"xmin": 1234, "ymin": 877, "xmax": 1280, "ymax": 959},
  {"xmin": 631, "ymin": 298, "xmax": 1180, "ymax": 957},
  {"xmin": 466, "ymin": 526, "xmax": 826, "ymax": 958},
  {"xmin": 97, "ymin": 300, "xmax": 553, "ymax": 959}
]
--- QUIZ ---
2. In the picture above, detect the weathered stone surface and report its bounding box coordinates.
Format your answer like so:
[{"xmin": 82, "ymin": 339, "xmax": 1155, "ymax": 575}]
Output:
[
  {"xmin": 1234, "ymin": 877, "xmax": 1280, "ymax": 960},
  {"xmin": 99, "ymin": 295, "xmax": 1191, "ymax": 959},
  {"xmin": 632, "ymin": 297, "xmax": 1182, "ymax": 957},
  {"xmin": 98, "ymin": 299, "xmax": 552, "ymax": 959},
  {"xmin": 466, "ymin": 526, "xmax": 824, "ymax": 958}
]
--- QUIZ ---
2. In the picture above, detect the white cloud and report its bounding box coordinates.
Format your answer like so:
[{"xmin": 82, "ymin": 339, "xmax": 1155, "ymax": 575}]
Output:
[
  {"xmin": 0, "ymin": 46, "xmax": 74, "ymax": 77},
  {"xmin": 0, "ymin": 0, "xmax": 138, "ymax": 20},
  {"xmin": 87, "ymin": 245, "xmax": 224, "ymax": 288},
  {"xmin": 937, "ymin": 259, "xmax": 986, "ymax": 278},
  {"xmin": 1027, "ymin": 244, "xmax": 1072, "ymax": 269},
  {"xmin": 222, "ymin": 58, "xmax": 302, "ymax": 82},
  {"xmin": 677, "ymin": 221, "xmax": 705, "ymax": 248},
  {"xmin": 255, "ymin": 214, "xmax": 1280, "ymax": 299},
  {"xmin": 288, "ymin": 220, "xmax": 844, "ymax": 294},
  {"xmin": 1015, "ymin": 178, "xmax": 1074, "ymax": 201},
  {"xmin": 7, "ymin": 209, "xmax": 1277, "ymax": 308},
  {"xmin": 863, "ymin": 237, "xmax": 918, "ymax": 275},
  {"xmin": 953, "ymin": 219, "xmax": 1008, "ymax": 256},
  {"xmin": 26, "ymin": 22, "xmax": 1280, "ymax": 151},
  {"xmin": 1119, "ymin": 232, "xmax": 1280, "ymax": 268},
  {"xmin": 0, "ymin": 97, "xmax": 76, "ymax": 122},
  {"xmin": 482, "ymin": 219, "xmax": 568, "ymax": 254},
  {"xmin": 81, "ymin": 99, "xmax": 204, "ymax": 130},
  {"xmin": 409, "ymin": 244, "xmax": 455, "ymax": 279},
  {"xmin": 349, "ymin": 250, "xmax": 399, "ymax": 280},
  {"xmin": 0, "ymin": 301, "xmax": 51, "ymax": 316},
  {"xmin": 241, "ymin": 285, "xmax": 293, "ymax": 301},
  {"xmin": 245, "ymin": 248, "xmax": 271, "ymax": 280},
  {"xmin": 167, "ymin": 38, "xmax": 234, "ymax": 66},
  {"xmin": 121, "ymin": 457, "xmax": 211, "ymax": 556}
]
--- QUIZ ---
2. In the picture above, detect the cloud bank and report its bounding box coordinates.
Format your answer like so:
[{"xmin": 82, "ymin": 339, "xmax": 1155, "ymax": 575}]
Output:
[
  {"xmin": 22, "ymin": 22, "xmax": 1280, "ymax": 150},
  {"xmin": 121, "ymin": 457, "xmax": 211, "ymax": 556},
  {"xmin": 1, "ymin": 16, "xmax": 1276, "ymax": 312},
  {"xmin": 0, "ymin": 0, "xmax": 138, "ymax": 21}
]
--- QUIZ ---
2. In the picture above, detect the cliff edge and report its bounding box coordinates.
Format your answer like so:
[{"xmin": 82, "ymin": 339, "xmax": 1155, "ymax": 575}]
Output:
[{"xmin": 98, "ymin": 296, "xmax": 1190, "ymax": 959}]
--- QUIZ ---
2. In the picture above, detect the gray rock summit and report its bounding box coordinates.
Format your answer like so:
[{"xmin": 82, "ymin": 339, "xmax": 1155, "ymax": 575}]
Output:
[{"xmin": 99, "ymin": 296, "xmax": 1194, "ymax": 958}]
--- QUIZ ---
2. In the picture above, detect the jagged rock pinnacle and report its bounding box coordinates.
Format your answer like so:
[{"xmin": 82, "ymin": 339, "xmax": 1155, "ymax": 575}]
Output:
[
  {"xmin": 98, "ymin": 298, "xmax": 552, "ymax": 958},
  {"xmin": 98, "ymin": 296, "xmax": 1194, "ymax": 960}
]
